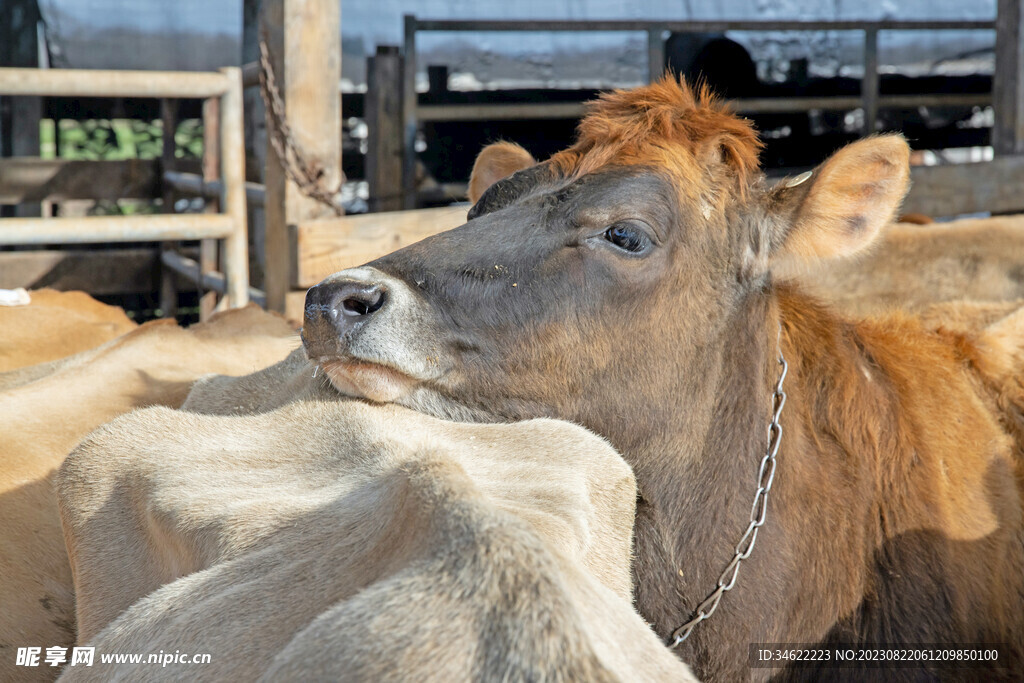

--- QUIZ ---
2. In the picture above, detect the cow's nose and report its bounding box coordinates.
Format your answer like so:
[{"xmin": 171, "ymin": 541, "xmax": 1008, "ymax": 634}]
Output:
[{"xmin": 305, "ymin": 279, "xmax": 387, "ymax": 331}]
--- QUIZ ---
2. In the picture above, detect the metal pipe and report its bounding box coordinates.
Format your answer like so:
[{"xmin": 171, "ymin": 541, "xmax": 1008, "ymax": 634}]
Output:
[
  {"xmin": 402, "ymin": 14, "xmax": 418, "ymax": 210},
  {"xmin": 415, "ymin": 93, "xmax": 992, "ymax": 122},
  {"xmin": 161, "ymin": 250, "xmax": 266, "ymax": 306},
  {"xmin": 0, "ymin": 67, "xmax": 232, "ymax": 98},
  {"xmin": 409, "ymin": 19, "xmax": 995, "ymax": 32},
  {"xmin": 163, "ymin": 171, "xmax": 266, "ymax": 207},
  {"xmin": 0, "ymin": 214, "xmax": 234, "ymax": 245},
  {"xmin": 219, "ymin": 66, "xmax": 250, "ymax": 308},
  {"xmin": 863, "ymin": 29, "xmax": 880, "ymax": 136},
  {"xmin": 241, "ymin": 61, "xmax": 260, "ymax": 89}
]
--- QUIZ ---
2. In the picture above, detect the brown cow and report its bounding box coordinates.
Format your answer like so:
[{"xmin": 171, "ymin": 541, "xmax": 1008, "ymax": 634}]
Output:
[
  {"xmin": 0, "ymin": 306, "xmax": 297, "ymax": 683},
  {"xmin": 0, "ymin": 289, "xmax": 137, "ymax": 372},
  {"xmin": 300, "ymin": 77, "xmax": 1024, "ymax": 681}
]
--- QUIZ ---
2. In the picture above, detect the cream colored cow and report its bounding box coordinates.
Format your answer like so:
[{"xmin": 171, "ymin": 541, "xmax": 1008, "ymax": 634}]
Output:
[
  {"xmin": 0, "ymin": 306, "xmax": 298, "ymax": 683},
  {"xmin": 55, "ymin": 352, "xmax": 696, "ymax": 682},
  {"xmin": 787, "ymin": 214, "xmax": 1024, "ymax": 316}
]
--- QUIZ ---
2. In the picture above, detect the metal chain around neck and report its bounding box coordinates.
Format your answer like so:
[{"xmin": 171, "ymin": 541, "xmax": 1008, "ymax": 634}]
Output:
[{"xmin": 667, "ymin": 334, "xmax": 788, "ymax": 648}]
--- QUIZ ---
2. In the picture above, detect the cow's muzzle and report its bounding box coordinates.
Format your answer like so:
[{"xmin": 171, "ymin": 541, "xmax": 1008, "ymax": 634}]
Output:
[
  {"xmin": 305, "ymin": 278, "xmax": 388, "ymax": 337},
  {"xmin": 301, "ymin": 266, "xmax": 449, "ymax": 402}
]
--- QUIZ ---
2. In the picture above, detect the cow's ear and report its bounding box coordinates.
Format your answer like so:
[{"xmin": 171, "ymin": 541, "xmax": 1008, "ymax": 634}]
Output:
[
  {"xmin": 469, "ymin": 142, "xmax": 536, "ymax": 204},
  {"xmin": 766, "ymin": 135, "xmax": 910, "ymax": 275}
]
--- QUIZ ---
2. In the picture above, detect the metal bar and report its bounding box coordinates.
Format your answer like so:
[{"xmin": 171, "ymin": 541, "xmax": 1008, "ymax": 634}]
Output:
[
  {"xmin": 414, "ymin": 93, "xmax": 992, "ymax": 122},
  {"xmin": 418, "ymin": 102, "xmax": 587, "ymax": 121},
  {"xmin": 160, "ymin": 98, "xmax": 180, "ymax": 318},
  {"xmin": 0, "ymin": 67, "xmax": 232, "ymax": 98},
  {"xmin": 876, "ymin": 93, "xmax": 992, "ymax": 108},
  {"xmin": 241, "ymin": 60, "xmax": 260, "ymax": 88},
  {"xmin": 161, "ymin": 250, "xmax": 266, "ymax": 306},
  {"xmin": 0, "ymin": 214, "xmax": 235, "ymax": 245},
  {"xmin": 402, "ymin": 14, "xmax": 418, "ymax": 210},
  {"xmin": 647, "ymin": 28, "xmax": 665, "ymax": 83},
  {"xmin": 162, "ymin": 171, "xmax": 266, "ymax": 206},
  {"xmin": 219, "ymin": 66, "xmax": 250, "ymax": 308},
  {"xmin": 863, "ymin": 28, "xmax": 880, "ymax": 136},
  {"xmin": 410, "ymin": 19, "xmax": 995, "ymax": 32}
]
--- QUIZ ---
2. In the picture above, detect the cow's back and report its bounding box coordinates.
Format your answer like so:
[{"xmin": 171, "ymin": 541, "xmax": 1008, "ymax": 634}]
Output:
[{"xmin": 56, "ymin": 400, "xmax": 694, "ymax": 682}]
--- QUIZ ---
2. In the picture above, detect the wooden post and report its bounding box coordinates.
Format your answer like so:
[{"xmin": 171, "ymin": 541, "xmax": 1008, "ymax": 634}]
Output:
[
  {"xmin": 243, "ymin": 0, "xmax": 267, "ymax": 289},
  {"xmin": 220, "ymin": 66, "xmax": 250, "ymax": 309},
  {"xmin": 862, "ymin": 28, "xmax": 879, "ymax": 137},
  {"xmin": 994, "ymin": 0, "xmax": 1024, "ymax": 155},
  {"xmin": 647, "ymin": 28, "xmax": 665, "ymax": 83},
  {"xmin": 0, "ymin": 0, "xmax": 42, "ymax": 218},
  {"xmin": 200, "ymin": 97, "xmax": 221, "ymax": 319},
  {"xmin": 401, "ymin": 14, "xmax": 418, "ymax": 210},
  {"xmin": 366, "ymin": 46, "xmax": 404, "ymax": 213},
  {"xmin": 260, "ymin": 0, "xmax": 342, "ymax": 313},
  {"xmin": 159, "ymin": 99, "xmax": 180, "ymax": 318}
]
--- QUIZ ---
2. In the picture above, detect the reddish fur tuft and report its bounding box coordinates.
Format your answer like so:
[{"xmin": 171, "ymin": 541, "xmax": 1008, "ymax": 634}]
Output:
[{"xmin": 550, "ymin": 75, "xmax": 763, "ymax": 192}]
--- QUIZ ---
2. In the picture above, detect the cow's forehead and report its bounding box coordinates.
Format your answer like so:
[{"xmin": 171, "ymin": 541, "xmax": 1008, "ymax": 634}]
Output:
[{"xmin": 473, "ymin": 165, "xmax": 684, "ymax": 230}]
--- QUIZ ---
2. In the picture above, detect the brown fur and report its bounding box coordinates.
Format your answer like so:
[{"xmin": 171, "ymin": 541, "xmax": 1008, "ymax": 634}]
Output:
[
  {"xmin": 309, "ymin": 76, "xmax": 1024, "ymax": 680},
  {"xmin": 551, "ymin": 76, "xmax": 763, "ymax": 191},
  {"xmin": 0, "ymin": 306, "xmax": 298, "ymax": 683},
  {"xmin": 0, "ymin": 289, "xmax": 137, "ymax": 372},
  {"xmin": 468, "ymin": 140, "xmax": 536, "ymax": 204}
]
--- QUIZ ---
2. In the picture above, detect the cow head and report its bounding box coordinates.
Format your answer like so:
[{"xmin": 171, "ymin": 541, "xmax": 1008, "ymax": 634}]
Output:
[{"xmin": 302, "ymin": 77, "xmax": 910, "ymax": 450}]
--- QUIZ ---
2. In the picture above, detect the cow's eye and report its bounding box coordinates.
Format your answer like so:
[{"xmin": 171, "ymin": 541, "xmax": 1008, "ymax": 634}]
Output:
[{"xmin": 604, "ymin": 223, "xmax": 651, "ymax": 254}]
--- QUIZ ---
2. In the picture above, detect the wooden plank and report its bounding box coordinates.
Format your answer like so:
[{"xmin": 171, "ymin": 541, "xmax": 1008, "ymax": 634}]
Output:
[
  {"xmin": 200, "ymin": 96, "xmax": 221, "ymax": 319},
  {"xmin": 366, "ymin": 46, "xmax": 404, "ymax": 213},
  {"xmin": 0, "ymin": 247, "xmax": 171, "ymax": 294},
  {"xmin": 903, "ymin": 156, "xmax": 1024, "ymax": 217},
  {"xmin": 284, "ymin": 289, "xmax": 308, "ymax": 326},
  {"xmin": 292, "ymin": 205, "xmax": 466, "ymax": 287},
  {"xmin": 0, "ymin": 213, "xmax": 234, "ymax": 245},
  {"xmin": 219, "ymin": 66, "xmax": 250, "ymax": 308},
  {"xmin": 994, "ymin": 0, "xmax": 1024, "ymax": 155},
  {"xmin": 0, "ymin": 67, "xmax": 231, "ymax": 98},
  {"xmin": 0, "ymin": 158, "xmax": 160, "ymax": 203},
  {"xmin": 261, "ymin": 0, "xmax": 342, "ymax": 312}
]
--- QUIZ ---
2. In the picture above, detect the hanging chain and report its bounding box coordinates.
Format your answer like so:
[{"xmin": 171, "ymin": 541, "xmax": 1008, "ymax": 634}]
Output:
[
  {"xmin": 258, "ymin": 31, "xmax": 346, "ymax": 216},
  {"xmin": 668, "ymin": 336, "xmax": 788, "ymax": 648}
]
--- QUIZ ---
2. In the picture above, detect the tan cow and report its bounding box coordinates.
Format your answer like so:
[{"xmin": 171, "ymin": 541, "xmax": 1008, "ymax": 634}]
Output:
[
  {"xmin": 55, "ymin": 351, "xmax": 696, "ymax": 682},
  {"xmin": 0, "ymin": 289, "xmax": 137, "ymax": 372},
  {"xmin": 787, "ymin": 215, "xmax": 1024, "ymax": 317},
  {"xmin": 0, "ymin": 306, "xmax": 298, "ymax": 683}
]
